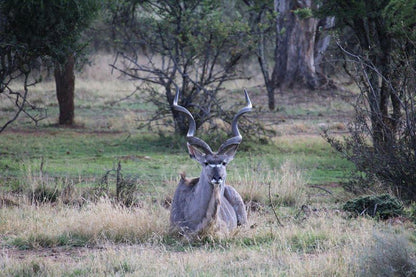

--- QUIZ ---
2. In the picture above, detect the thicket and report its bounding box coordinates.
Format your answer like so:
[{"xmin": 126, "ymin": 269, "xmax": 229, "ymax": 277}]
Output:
[{"xmin": 320, "ymin": 0, "xmax": 416, "ymax": 201}]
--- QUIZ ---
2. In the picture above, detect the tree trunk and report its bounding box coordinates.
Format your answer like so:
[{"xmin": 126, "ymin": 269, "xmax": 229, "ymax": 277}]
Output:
[
  {"xmin": 314, "ymin": 17, "xmax": 335, "ymax": 78},
  {"xmin": 257, "ymin": 20, "xmax": 277, "ymax": 111},
  {"xmin": 54, "ymin": 54, "xmax": 75, "ymax": 125},
  {"xmin": 272, "ymin": 0, "xmax": 321, "ymax": 90},
  {"xmin": 257, "ymin": 35, "xmax": 277, "ymax": 110}
]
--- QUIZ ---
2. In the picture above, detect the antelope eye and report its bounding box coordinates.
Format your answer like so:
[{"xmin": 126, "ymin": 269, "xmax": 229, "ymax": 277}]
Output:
[
  {"xmin": 222, "ymin": 162, "xmax": 227, "ymax": 166},
  {"xmin": 204, "ymin": 162, "xmax": 209, "ymax": 166}
]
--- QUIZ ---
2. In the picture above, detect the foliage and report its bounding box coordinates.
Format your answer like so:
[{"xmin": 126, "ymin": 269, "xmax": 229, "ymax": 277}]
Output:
[
  {"xmin": 406, "ymin": 202, "xmax": 416, "ymax": 223},
  {"xmin": 383, "ymin": 0, "xmax": 416, "ymax": 41},
  {"xmin": 1, "ymin": 0, "xmax": 99, "ymax": 63},
  {"xmin": 343, "ymin": 194, "xmax": 404, "ymax": 219},
  {"xmin": 319, "ymin": 0, "xmax": 416, "ymax": 200},
  {"xmin": 324, "ymin": 120, "xmax": 416, "ymax": 200},
  {"xmin": 109, "ymin": 0, "xmax": 253, "ymax": 135},
  {"xmin": 293, "ymin": 8, "xmax": 313, "ymax": 19},
  {"xmin": 0, "ymin": 0, "xmax": 100, "ymax": 131}
]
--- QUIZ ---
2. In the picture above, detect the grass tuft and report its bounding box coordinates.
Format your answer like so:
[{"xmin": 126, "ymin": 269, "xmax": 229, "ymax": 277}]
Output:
[
  {"xmin": 232, "ymin": 160, "xmax": 308, "ymax": 209},
  {"xmin": 353, "ymin": 231, "xmax": 416, "ymax": 277},
  {"xmin": 289, "ymin": 232, "xmax": 328, "ymax": 254}
]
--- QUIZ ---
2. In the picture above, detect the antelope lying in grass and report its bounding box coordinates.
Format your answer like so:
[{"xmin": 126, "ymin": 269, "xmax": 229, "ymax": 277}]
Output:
[{"xmin": 170, "ymin": 89, "xmax": 252, "ymax": 236}]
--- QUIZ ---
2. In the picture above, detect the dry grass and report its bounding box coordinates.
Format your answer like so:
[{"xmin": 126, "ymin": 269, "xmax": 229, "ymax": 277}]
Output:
[
  {"xmin": 1, "ymin": 199, "xmax": 413, "ymax": 276},
  {"xmin": 1, "ymin": 53, "xmax": 353, "ymax": 135},
  {"xmin": 230, "ymin": 160, "xmax": 308, "ymax": 209},
  {"xmin": 353, "ymin": 231, "xmax": 416, "ymax": 276},
  {"xmin": 0, "ymin": 198, "xmax": 169, "ymax": 248},
  {"xmin": 0, "ymin": 53, "xmax": 138, "ymax": 129},
  {"xmin": 1, "ymin": 159, "xmax": 413, "ymax": 276}
]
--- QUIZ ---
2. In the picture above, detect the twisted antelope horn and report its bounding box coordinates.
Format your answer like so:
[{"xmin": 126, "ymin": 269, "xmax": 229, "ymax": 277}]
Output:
[
  {"xmin": 217, "ymin": 89, "xmax": 252, "ymax": 154},
  {"xmin": 173, "ymin": 89, "xmax": 213, "ymax": 154}
]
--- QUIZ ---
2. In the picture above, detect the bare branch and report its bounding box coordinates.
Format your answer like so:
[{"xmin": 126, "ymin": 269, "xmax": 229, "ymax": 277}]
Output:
[{"xmin": 267, "ymin": 182, "xmax": 284, "ymax": 227}]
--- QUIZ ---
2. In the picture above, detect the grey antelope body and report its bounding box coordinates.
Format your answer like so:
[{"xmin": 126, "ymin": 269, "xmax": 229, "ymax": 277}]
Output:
[{"xmin": 170, "ymin": 89, "xmax": 252, "ymax": 235}]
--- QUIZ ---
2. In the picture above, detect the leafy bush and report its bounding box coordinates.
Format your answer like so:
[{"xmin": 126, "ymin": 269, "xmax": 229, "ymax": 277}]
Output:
[
  {"xmin": 343, "ymin": 194, "xmax": 404, "ymax": 219},
  {"xmin": 405, "ymin": 202, "xmax": 416, "ymax": 223},
  {"xmin": 324, "ymin": 125, "xmax": 416, "ymax": 201}
]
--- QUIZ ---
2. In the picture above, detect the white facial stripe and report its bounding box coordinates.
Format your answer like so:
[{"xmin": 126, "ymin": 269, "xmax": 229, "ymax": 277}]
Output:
[
  {"xmin": 211, "ymin": 179, "xmax": 223, "ymax": 185},
  {"xmin": 208, "ymin": 164, "xmax": 222, "ymax": 168}
]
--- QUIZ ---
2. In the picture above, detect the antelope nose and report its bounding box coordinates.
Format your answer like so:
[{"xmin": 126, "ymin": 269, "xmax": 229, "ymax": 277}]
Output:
[{"xmin": 211, "ymin": 174, "xmax": 223, "ymax": 184}]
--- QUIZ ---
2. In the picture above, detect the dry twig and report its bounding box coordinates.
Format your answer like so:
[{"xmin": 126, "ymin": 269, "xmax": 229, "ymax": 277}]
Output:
[{"xmin": 267, "ymin": 182, "xmax": 284, "ymax": 227}]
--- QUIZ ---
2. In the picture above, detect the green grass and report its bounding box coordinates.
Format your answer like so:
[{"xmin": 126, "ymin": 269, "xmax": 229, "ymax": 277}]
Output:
[
  {"xmin": 0, "ymin": 128, "xmax": 353, "ymax": 192},
  {"xmin": 1, "ymin": 131, "xmax": 181, "ymax": 178}
]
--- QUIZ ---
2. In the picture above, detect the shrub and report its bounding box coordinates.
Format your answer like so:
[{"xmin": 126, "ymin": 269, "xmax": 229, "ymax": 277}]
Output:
[
  {"xmin": 31, "ymin": 185, "xmax": 59, "ymax": 204},
  {"xmin": 343, "ymin": 194, "xmax": 404, "ymax": 219}
]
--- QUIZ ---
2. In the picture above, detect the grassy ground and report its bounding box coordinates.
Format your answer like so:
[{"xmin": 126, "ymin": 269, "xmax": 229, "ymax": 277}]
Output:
[{"xmin": 0, "ymin": 54, "xmax": 415, "ymax": 276}]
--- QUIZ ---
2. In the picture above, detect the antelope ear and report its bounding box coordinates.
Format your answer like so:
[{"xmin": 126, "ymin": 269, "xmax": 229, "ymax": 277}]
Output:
[
  {"xmin": 187, "ymin": 143, "xmax": 206, "ymax": 163},
  {"xmin": 218, "ymin": 144, "xmax": 239, "ymax": 162}
]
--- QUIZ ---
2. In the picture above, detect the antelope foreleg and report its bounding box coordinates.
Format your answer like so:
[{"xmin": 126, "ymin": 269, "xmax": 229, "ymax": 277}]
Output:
[{"xmin": 224, "ymin": 185, "xmax": 247, "ymax": 226}]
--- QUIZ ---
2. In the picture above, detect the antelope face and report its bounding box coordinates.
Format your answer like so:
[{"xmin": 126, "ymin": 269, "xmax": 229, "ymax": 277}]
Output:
[
  {"xmin": 202, "ymin": 155, "xmax": 229, "ymax": 187},
  {"xmin": 188, "ymin": 144, "xmax": 238, "ymax": 188}
]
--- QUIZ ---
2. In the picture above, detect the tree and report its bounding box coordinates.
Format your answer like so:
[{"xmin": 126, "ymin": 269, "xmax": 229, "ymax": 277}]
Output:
[
  {"xmin": 243, "ymin": 0, "xmax": 333, "ymax": 110},
  {"xmin": 0, "ymin": 0, "xmax": 99, "ymax": 129},
  {"xmin": 54, "ymin": 55, "xmax": 76, "ymax": 125},
  {"xmin": 272, "ymin": 0, "xmax": 333, "ymax": 90},
  {"xmin": 109, "ymin": 0, "xmax": 251, "ymax": 135},
  {"xmin": 242, "ymin": 0, "xmax": 277, "ymax": 110},
  {"xmin": 0, "ymin": 3, "xmax": 43, "ymax": 132},
  {"xmin": 320, "ymin": 0, "xmax": 416, "ymax": 200}
]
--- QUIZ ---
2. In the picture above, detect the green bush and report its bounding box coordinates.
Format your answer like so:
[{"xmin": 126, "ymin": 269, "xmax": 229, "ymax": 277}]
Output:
[{"xmin": 343, "ymin": 194, "xmax": 404, "ymax": 219}]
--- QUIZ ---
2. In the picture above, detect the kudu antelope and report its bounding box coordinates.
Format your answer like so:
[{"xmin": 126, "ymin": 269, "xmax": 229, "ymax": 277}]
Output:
[{"xmin": 170, "ymin": 89, "xmax": 252, "ymax": 236}]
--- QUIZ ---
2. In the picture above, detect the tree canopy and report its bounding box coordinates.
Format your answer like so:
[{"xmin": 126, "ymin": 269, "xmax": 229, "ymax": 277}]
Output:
[
  {"xmin": 0, "ymin": 0, "xmax": 100, "ymax": 130},
  {"xmin": 1, "ymin": 0, "xmax": 99, "ymax": 63}
]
